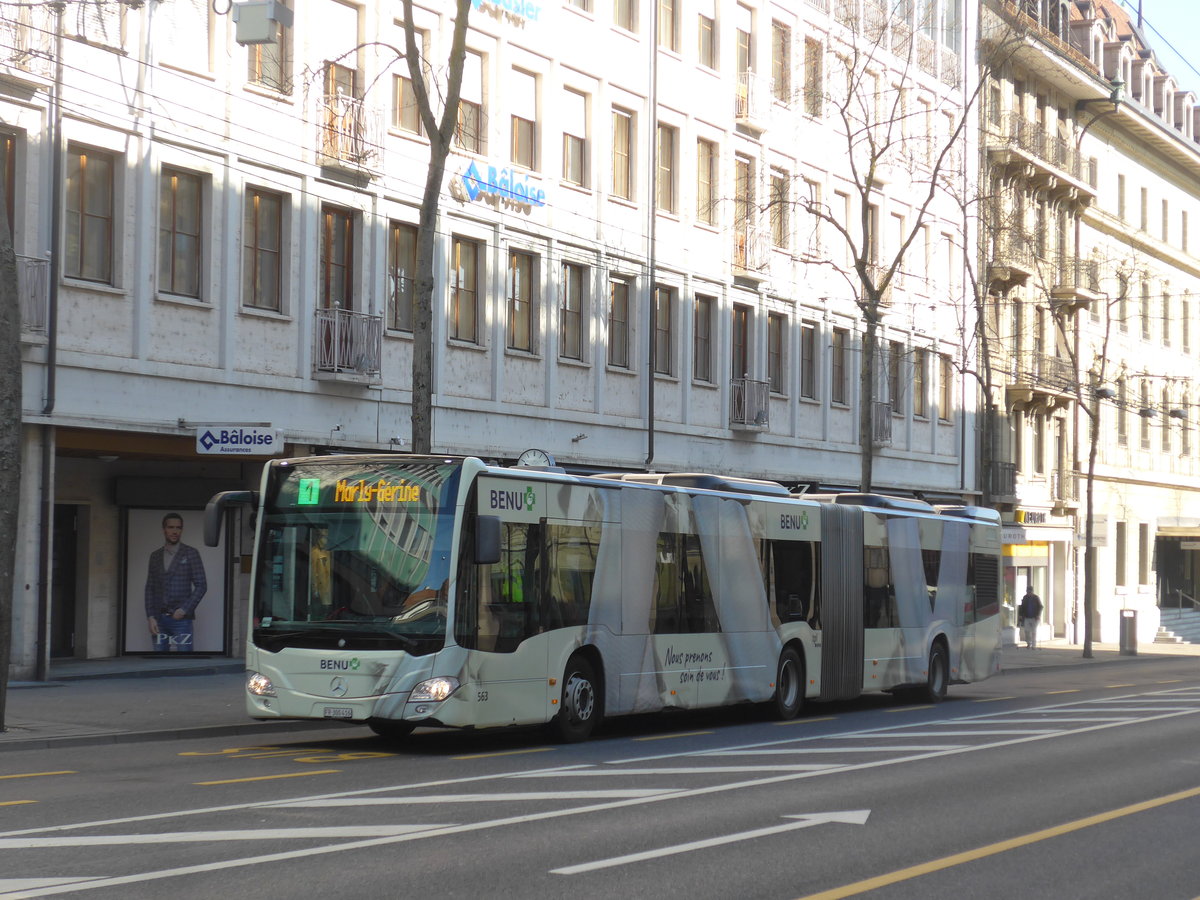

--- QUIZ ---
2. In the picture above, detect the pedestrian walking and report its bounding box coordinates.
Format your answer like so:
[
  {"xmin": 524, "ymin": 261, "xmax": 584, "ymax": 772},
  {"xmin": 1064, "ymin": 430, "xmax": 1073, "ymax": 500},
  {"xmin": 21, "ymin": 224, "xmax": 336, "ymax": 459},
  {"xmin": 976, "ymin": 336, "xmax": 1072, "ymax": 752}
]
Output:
[{"xmin": 1018, "ymin": 587, "xmax": 1043, "ymax": 649}]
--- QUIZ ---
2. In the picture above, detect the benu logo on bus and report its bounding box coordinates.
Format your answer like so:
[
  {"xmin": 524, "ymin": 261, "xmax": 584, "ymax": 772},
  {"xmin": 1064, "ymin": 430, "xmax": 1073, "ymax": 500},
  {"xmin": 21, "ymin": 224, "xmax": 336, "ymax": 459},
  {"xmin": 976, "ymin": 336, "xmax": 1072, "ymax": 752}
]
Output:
[
  {"xmin": 780, "ymin": 511, "xmax": 810, "ymax": 530},
  {"xmin": 320, "ymin": 658, "xmax": 360, "ymax": 670},
  {"xmin": 490, "ymin": 487, "xmax": 536, "ymax": 512}
]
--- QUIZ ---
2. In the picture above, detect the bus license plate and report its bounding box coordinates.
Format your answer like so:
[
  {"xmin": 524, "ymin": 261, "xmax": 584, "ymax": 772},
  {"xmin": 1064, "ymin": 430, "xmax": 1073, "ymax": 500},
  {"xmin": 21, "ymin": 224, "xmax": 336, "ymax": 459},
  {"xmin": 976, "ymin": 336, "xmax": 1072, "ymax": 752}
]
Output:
[{"xmin": 323, "ymin": 706, "xmax": 354, "ymax": 719}]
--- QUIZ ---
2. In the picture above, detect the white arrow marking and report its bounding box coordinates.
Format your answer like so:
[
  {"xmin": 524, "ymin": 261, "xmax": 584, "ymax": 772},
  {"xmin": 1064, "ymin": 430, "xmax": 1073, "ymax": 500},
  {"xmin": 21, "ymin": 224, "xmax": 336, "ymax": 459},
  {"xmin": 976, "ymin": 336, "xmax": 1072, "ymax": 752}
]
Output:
[
  {"xmin": 0, "ymin": 826, "xmax": 444, "ymax": 849},
  {"xmin": 550, "ymin": 810, "xmax": 872, "ymax": 875}
]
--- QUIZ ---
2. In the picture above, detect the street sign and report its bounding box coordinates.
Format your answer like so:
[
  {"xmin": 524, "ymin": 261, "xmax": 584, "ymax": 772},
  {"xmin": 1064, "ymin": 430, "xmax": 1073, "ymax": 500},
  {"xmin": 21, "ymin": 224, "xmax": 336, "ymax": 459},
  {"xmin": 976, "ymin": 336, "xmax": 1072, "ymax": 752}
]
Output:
[{"xmin": 195, "ymin": 426, "xmax": 281, "ymax": 456}]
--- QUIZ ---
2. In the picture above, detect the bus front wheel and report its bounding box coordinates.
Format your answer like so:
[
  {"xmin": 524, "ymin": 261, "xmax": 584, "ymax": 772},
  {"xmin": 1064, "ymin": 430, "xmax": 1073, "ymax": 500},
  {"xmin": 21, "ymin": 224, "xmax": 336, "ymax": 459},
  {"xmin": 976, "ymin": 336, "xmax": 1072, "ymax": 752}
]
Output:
[
  {"xmin": 552, "ymin": 655, "xmax": 602, "ymax": 742},
  {"xmin": 921, "ymin": 643, "xmax": 949, "ymax": 703},
  {"xmin": 773, "ymin": 646, "xmax": 804, "ymax": 720}
]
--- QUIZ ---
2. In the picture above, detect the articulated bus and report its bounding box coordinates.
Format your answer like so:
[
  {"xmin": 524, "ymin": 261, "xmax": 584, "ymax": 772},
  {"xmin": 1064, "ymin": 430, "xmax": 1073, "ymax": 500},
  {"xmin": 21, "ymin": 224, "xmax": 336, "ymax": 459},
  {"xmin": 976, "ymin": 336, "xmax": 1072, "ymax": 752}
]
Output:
[{"xmin": 205, "ymin": 455, "xmax": 1002, "ymax": 741}]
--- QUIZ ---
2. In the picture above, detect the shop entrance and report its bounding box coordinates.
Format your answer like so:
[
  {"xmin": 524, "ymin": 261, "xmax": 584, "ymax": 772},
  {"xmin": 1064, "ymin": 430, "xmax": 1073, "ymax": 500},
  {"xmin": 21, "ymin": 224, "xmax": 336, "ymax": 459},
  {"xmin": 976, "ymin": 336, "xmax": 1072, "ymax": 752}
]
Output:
[{"xmin": 51, "ymin": 504, "xmax": 78, "ymax": 658}]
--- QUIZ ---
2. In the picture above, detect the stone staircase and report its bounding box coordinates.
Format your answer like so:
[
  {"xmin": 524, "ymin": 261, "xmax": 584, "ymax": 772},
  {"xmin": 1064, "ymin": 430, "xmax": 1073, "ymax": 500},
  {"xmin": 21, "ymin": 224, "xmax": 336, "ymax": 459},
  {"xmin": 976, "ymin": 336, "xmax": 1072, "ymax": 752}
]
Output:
[{"xmin": 1155, "ymin": 608, "xmax": 1200, "ymax": 644}]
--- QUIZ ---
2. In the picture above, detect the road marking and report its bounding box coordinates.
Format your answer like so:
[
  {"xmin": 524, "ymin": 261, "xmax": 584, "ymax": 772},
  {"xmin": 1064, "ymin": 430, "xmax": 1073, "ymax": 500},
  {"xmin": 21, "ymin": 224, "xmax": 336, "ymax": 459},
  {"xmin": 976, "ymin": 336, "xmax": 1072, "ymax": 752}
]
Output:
[
  {"xmin": 0, "ymin": 772, "xmax": 76, "ymax": 781},
  {"xmin": 4, "ymin": 709, "xmax": 1198, "ymax": 896},
  {"xmin": 0, "ymin": 801, "xmax": 37, "ymax": 807},
  {"xmin": 634, "ymin": 731, "xmax": 713, "ymax": 741},
  {"xmin": 452, "ymin": 748, "xmax": 555, "ymax": 760},
  {"xmin": 274, "ymin": 790, "xmax": 679, "ymax": 806},
  {"xmin": 0, "ymin": 826, "xmax": 443, "ymax": 849},
  {"xmin": 972, "ymin": 696, "xmax": 1015, "ymax": 702},
  {"xmin": 885, "ymin": 706, "xmax": 933, "ymax": 713},
  {"xmin": 775, "ymin": 716, "xmax": 837, "ymax": 726},
  {"xmin": 194, "ymin": 770, "xmax": 339, "ymax": 785},
  {"xmin": 515, "ymin": 766, "xmax": 838, "ymax": 775},
  {"xmin": 1156, "ymin": 680, "xmax": 1183, "ymax": 684},
  {"xmin": 853, "ymin": 729, "xmax": 1058, "ymax": 736},
  {"xmin": 795, "ymin": 785, "xmax": 1200, "ymax": 900},
  {"xmin": 552, "ymin": 810, "xmax": 871, "ymax": 875},
  {"xmin": 1045, "ymin": 689, "xmax": 1079, "ymax": 695},
  {"xmin": 1106, "ymin": 683, "xmax": 1135, "ymax": 688},
  {"xmin": 0, "ymin": 880, "xmax": 101, "ymax": 892},
  {"xmin": 701, "ymin": 746, "xmax": 965, "ymax": 754}
]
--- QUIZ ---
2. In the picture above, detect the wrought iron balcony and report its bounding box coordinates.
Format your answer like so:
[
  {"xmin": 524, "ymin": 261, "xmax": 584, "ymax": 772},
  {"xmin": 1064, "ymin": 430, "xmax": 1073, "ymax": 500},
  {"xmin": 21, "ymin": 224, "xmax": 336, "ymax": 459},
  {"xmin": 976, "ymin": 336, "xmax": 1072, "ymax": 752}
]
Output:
[
  {"xmin": 872, "ymin": 401, "xmax": 892, "ymax": 446},
  {"xmin": 986, "ymin": 113, "xmax": 1097, "ymax": 207},
  {"xmin": 1051, "ymin": 468, "xmax": 1079, "ymax": 511},
  {"xmin": 1005, "ymin": 350, "xmax": 1076, "ymax": 413},
  {"xmin": 988, "ymin": 228, "xmax": 1037, "ymax": 291},
  {"xmin": 734, "ymin": 70, "xmax": 768, "ymax": 132},
  {"xmin": 1049, "ymin": 257, "xmax": 1103, "ymax": 314},
  {"xmin": 730, "ymin": 377, "xmax": 770, "ymax": 430},
  {"xmin": 987, "ymin": 460, "xmax": 1017, "ymax": 502},
  {"xmin": 17, "ymin": 255, "xmax": 48, "ymax": 336},
  {"xmin": 732, "ymin": 224, "xmax": 769, "ymax": 279},
  {"xmin": 317, "ymin": 93, "xmax": 380, "ymax": 171},
  {"xmin": 313, "ymin": 306, "xmax": 382, "ymax": 384},
  {"xmin": 0, "ymin": 7, "xmax": 54, "ymax": 81}
]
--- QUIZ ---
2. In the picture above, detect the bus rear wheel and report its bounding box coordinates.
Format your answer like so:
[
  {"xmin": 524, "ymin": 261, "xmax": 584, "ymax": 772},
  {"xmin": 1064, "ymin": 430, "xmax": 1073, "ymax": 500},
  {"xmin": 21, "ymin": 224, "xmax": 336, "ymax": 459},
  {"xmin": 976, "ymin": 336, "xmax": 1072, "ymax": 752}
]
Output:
[
  {"xmin": 921, "ymin": 643, "xmax": 949, "ymax": 703},
  {"xmin": 551, "ymin": 655, "xmax": 602, "ymax": 743},
  {"xmin": 773, "ymin": 646, "xmax": 804, "ymax": 720},
  {"xmin": 367, "ymin": 718, "xmax": 415, "ymax": 741}
]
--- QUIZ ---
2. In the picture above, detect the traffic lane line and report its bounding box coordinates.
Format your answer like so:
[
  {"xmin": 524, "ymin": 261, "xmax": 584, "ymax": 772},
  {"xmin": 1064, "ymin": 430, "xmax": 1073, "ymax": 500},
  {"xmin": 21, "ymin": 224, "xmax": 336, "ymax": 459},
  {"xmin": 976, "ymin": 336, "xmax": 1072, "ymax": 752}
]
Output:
[
  {"xmin": 195, "ymin": 770, "xmax": 341, "ymax": 785},
  {"xmin": 794, "ymin": 784, "xmax": 1200, "ymax": 900}
]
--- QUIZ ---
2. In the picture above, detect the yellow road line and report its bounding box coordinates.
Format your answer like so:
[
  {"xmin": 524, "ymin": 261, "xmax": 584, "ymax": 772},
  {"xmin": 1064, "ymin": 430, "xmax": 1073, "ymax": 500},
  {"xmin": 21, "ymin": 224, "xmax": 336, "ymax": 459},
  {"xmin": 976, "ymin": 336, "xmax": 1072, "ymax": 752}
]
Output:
[
  {"xmin": 0, "ymin": 800, "xmax": 37, "ymax": 807},
  {"xmin": 796, "ymin": 784, "xmax": 1200, "ymax": 900},
  {"xmin": 972, "ymin": 697, "xmax": 1015, "ymax": 703},
  {"xmin": 633, "ymin": 731, "xmax": 713, "ymax": 742},
  {"xmin": 1106, "ymin": 683, "xmax": 1135, "ymax": 688},
  {"xmin": 776, "ymin": 716, "xmax": 837, "ymax": 726},
  {"xmin": 195, "ymin": 769, "xmax": 340, "ymax": 785},
  {"xmin": 1045, "ymin": 689, "xmax": 1079, "ymax": 695},
  {"xmin": 0, "ymin": 771, "xmax": 76, "ymax": 780},
  {"xmin": 1157, "ymin": 680, "xmax": 1183, "ymax": 684},
  {"xmin": 452, "ymin": 747, "xmax": 555, "ymax": 760},
  {"xmin": 885, "ymin": 706, "xmax": 932, "ymax": 713}
]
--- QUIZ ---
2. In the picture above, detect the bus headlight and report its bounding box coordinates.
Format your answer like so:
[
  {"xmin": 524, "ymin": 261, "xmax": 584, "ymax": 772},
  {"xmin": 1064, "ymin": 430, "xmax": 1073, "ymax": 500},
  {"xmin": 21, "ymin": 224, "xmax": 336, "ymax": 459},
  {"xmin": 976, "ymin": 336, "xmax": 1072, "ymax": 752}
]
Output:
[
  {"xmin": 410, "ymin": 676, "xmax": 459, "ymax": 702},
  {"xmin": 247, "ymin": 671, "xmax": 276, "ymax": 697}
]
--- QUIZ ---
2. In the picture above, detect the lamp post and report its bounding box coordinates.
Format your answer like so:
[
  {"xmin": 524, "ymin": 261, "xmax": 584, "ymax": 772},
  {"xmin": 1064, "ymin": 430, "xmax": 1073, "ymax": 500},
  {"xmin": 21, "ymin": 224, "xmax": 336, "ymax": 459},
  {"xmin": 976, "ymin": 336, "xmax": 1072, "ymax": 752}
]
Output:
[{"xmin": 1069, "ymin": 77, "xmax": 1123, "ymax": 656}]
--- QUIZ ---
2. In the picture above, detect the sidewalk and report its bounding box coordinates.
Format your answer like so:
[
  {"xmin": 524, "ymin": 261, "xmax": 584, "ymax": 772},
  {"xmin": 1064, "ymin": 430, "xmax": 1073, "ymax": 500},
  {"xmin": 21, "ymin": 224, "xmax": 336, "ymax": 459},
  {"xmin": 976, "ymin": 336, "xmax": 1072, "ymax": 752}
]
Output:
[{"xmin": 2, "ymin": 641, "xmax": 1198, "ymax": 751}]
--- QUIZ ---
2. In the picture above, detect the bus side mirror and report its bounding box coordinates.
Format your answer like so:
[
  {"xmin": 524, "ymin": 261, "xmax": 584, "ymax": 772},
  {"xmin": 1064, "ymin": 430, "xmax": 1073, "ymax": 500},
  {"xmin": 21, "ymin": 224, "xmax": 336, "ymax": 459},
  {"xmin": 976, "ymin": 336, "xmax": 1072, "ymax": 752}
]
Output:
[
  {"xmin": 204, "ymin": 490, "xmax": 257, "ymax": 547},
  {"xmin": 475, "ymin": 515, "xmax": 501, "ymax": 565}
]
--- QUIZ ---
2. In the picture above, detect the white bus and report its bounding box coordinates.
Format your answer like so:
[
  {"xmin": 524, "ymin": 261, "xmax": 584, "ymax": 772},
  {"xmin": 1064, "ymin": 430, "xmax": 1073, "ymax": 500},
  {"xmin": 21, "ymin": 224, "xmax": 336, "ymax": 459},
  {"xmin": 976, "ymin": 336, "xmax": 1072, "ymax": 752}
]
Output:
[{"xmin": 206, "ymin": 455, "xmax": 1002, "ymax": 741}]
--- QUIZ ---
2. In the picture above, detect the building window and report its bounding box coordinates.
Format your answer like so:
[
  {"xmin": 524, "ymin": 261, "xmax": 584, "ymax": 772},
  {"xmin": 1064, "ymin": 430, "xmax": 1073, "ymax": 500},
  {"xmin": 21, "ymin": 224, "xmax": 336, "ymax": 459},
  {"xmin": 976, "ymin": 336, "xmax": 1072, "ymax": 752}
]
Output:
[
  {"xmin": 1141, "ymin": 278, "xmax": 1151, "ymax": 341},
  {"xmin": 768, "ymin": 312, "xmax": 785, "ymax": 393},
  {"xmin": 455, "ymin": 51, "xmax": 485, "ymax": 154},
  {"xmin": 1115, "ymin": 521, "xmax": 1127, "ymax": 586},
  {"xmin": 913, "ymin": 347, "xmax": 928, "ymax": 417},
  {"xmin": 506, "ymin": 251, "xmax": 535, "ymax": 352},
  {"xmin": 451, "ymin": 236, "xmax": 480, "ymax": 343},
  {"xmin": 562, "ymin": 89, "xmax": 587, "ymax": 186},
  {"xmin": 1140, "ymin": 186, "xmax": 1148, "ymax": 232},
  {"xmin": 694, "ymin": 294, "xmax": 714, "ymax": 383},
  {"xmin": 386, "ymin": 221, "xmax": 416, "ymax": 331},
  {"xmin": 656, "ymin": 123, "xmax": 676, "ymax": 213},
  {"xmin": 803, "ymin": 37, "xmax": 822, "ymax": 117},
  {"xmin": 1140, "ymin": 383, "xmax": 1151, "ymax": 449},
  {"xmin": 831, "ymin": 327, "xmax": 849, "ymax": 405},
  {"xmin": 1116, "ymin": 174, "xmax": 1126, "ymax": 221},
  {"xmin": 246, "ymin": 0, "xmax": 291, "ymax": 93},
  {"xmin": 394, "ymin": 74, "xmax": 422, "ymax": 134},
  {"xmin": 1183, "ymin": 295, "xmax": 1192, "ymax": 353},
  {"xmin": 887, "ymin": 340, "xmax": 905, "ymax": 414},
  {"xmin": 1033, "ymin": 414, "xmax": 1045, "ymax": 475},
  {"xmin": 658, "ymin": 0, "xmax": 678, "ymax": 51},
  {"xmin": 0, "ymin": 132, "xmax": 13, "ymax": 236},
  {"xmin": 510, "ymin": 69, "xmax": 537, "ymax": 170},
  {"xmin": 731, "ymin": 304, "xmax": 749, "ymax": 379},
  {"xmin": 1162, "ymin": 387, "xmax": 1172, "ymax": 453},
  {"xmin": 654, "ymin": 285, "xmax": 673, "ymax": 375},
  {"xmin": 243, "ymin": 187, "xmax": 283, "ymax": 312},
  {"xmin": 698, "ymin": 6, "xmax": 717, "ymax": 69},
  {"xmin": 1163, "ymin": 292, "xmax": 1171, "ymax": 347},
  {"xmin": 696, "ymin": 138, "xmax": 718, "ymax": 226},
  {"xmin": 1138, "ymin": 523, "xmax": 1151, "ymax": 585},
  {"xmin": 568, "ymin": 0, "xmax": 590, "ymax": 10},
  {"xmin": 319, "ymin": 205, "xmax": 354, "ymax": 310},
  {"xmin": 800, "ymin": 321, "xmax": 817, "ymax": 399},
  {"xmin": 158, "ymin": 167, "xmax": 202, "ymax": 299},
  {"xmin": 771, "ymin": 21, "xmax": 790, "ymax": 103},
  {"xmin": 612, "ymin": 108, "xmax": 634, "ymax": 200},
  {"xmin": 561, "ymin": 262, "xmax": 585, "ymax": 360},
  {"xmin": 614, "ymin": 0, "xmax": 637, "ymax": 32},
  {"xmin": 938, "ymin": 353, "xmax": 953, "ymax": 421},
  {"xmin": 733, "ymin": 154, "xmax": 754, "ymax": 267},
  {"xmin": 1117, "ymin": 379, "xmax": 1128, "ymax": 446},
  {"xmin": 770, "ymin": 168, "xmax": 788, "ymax": 249},
  {"xmin": 65, "ymin": 146, "xmax": 114, "ymax": 284},
  {"xmin": 608, "ymin": 278, "xmax": 630, "ymax": 368}
]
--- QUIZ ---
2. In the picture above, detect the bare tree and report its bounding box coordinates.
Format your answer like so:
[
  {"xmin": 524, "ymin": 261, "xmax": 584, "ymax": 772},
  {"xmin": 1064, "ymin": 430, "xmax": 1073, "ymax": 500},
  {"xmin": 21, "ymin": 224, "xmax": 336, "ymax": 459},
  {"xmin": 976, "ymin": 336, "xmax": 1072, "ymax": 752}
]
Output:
[
  {"xmin": 787, "ymin": 7, "xmax": 986, "ymax": 492},
  {"xmin": 402, "ymin": 0, "xmax": 471, "ymax": 455},
  {"xmin": 0, "ymin": 175, "xmax": 18, "ymax": 728}
]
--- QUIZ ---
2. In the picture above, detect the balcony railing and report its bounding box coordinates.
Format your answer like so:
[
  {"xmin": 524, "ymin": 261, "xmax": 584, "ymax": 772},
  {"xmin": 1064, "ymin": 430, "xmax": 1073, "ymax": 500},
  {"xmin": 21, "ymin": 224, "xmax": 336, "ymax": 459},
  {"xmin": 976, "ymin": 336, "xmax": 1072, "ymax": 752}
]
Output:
[
  {"xmin": 987, "ymin": 460, "xmax": 1017, "ymax": 500},
  {"xmin": 0, "ymin": 8, "xmax": 54, "ymax": 80},
  {"xmin": 1051, "ymin": 468, "xmax": 1079, "ymax": 505},
  {"xmin": 872, "ymin": 401, "xmax": 892, "ymax": 446},
  {"xmin": 734, "ymin": 70, "xmax": 767, "ymax": 130},
  {"xmin": 316, "ymin": 93, "xmax": 380, "ymax": 170},
  {"xmin": 18, "ymin": 255, "xmax": 48, "ymax": 335},
  {"xmin": 730, "ymin": 377, "xmax": 770, "ymax": 429},
  {"xmin": 1011, "ymin": 350, "xmax": 1076, "ymax": 394},
  {"xmin": 314, "ymin": 306, "xmax": 382, "ymax": 383},
  {"xmin": 989, "ymin": 114, "xmax": 1096, "ymax": 201},
  {"xmin": 733, "ymin": 224, "xmax": 769, "ymax": 276}
]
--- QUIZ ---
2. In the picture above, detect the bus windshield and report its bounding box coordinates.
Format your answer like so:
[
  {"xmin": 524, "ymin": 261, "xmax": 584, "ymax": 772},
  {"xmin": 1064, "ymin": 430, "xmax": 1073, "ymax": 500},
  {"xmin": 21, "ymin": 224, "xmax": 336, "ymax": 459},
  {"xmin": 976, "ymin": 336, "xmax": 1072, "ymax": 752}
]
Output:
[{"xmin": 252, "ymin": 459, "xmax": 462, "ymax": 655}]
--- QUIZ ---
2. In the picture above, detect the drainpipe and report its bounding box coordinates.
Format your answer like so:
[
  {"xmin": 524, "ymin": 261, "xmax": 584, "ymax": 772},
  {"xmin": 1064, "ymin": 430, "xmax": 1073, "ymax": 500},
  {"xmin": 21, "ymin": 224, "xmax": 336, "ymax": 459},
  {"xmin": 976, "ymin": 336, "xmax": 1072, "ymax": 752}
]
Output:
[{"xmin": 645, "ymin": 8, "xmax": 659, "ymax": 471}]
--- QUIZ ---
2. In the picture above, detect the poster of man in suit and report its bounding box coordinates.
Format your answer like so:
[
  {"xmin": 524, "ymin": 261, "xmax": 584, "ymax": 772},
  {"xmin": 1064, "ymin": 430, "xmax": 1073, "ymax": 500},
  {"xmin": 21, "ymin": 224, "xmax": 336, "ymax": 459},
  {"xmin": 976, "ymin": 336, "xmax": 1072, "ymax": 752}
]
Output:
[{"xmin": 124, "ymin": 509, "xmax": 225, "ymax": 653}]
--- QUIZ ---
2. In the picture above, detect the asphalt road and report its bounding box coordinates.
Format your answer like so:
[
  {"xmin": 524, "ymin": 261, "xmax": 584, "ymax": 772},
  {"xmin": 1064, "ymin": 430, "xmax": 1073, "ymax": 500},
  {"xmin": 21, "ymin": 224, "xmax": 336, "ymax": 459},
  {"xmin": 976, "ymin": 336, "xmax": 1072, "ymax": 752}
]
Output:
[{"xmin": 3, "ymin": 659, "xmax": 1200, "ymax": 899}]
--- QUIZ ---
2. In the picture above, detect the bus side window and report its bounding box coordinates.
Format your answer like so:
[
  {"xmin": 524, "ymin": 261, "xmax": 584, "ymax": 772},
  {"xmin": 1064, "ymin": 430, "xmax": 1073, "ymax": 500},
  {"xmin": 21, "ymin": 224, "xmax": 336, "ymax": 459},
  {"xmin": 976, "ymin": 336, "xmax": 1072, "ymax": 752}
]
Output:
[
  {"xmin": 771, "ymin": 539, "xmax": 819, "ymax": 626},
  {"xmin": 864, "ymin": 546, "xmax": 897, "ymax": 628}
]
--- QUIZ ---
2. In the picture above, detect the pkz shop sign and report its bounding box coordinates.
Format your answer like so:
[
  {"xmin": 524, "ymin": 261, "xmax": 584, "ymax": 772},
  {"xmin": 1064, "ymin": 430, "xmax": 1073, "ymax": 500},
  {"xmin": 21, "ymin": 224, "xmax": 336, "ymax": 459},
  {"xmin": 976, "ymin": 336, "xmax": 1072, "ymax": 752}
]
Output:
[
  {"xmin": 195, "ymin": 426, "xmax": 281, "ymax": 456},
  {"xmin": 451, "ymin": 161, "xmax": 546, "ymax": 214}
]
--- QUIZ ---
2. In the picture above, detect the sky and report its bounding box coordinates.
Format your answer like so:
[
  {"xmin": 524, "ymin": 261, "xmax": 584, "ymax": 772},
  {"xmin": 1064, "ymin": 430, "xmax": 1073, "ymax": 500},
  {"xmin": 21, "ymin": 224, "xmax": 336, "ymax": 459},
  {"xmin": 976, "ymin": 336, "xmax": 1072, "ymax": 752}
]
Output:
[{"xmin": 1116, "ymin": 0, "xmax": 1200, "ymax": 98}]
